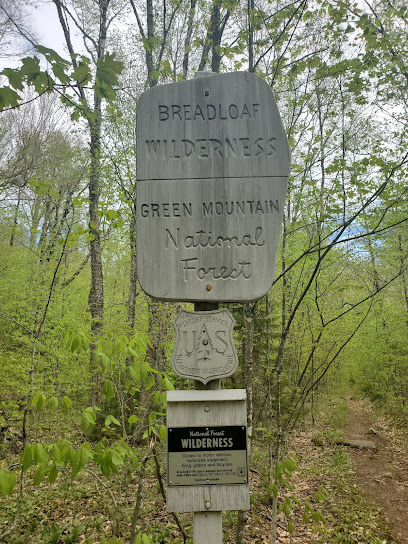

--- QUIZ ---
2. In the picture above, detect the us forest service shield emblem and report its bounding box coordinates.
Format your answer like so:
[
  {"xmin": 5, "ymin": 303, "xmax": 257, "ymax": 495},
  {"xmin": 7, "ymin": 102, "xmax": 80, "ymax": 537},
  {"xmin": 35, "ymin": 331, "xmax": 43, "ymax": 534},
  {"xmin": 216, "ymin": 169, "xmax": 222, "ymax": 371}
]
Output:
[{"xmin": 171, "ymin": 309, "xmax": 238, "ymax": 384}]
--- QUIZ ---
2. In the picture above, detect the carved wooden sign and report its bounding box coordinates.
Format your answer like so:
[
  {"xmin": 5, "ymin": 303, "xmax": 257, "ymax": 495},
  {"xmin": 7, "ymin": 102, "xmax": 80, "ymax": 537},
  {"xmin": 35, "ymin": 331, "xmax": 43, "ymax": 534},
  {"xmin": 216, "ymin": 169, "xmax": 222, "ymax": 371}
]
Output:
[
  {"xmin": 171, "ymin": 309, "xmax": 238, "ymax": 384},
  {"xmin": 136, "ymin": 72, "xmax": 290, "ymax": 302}
]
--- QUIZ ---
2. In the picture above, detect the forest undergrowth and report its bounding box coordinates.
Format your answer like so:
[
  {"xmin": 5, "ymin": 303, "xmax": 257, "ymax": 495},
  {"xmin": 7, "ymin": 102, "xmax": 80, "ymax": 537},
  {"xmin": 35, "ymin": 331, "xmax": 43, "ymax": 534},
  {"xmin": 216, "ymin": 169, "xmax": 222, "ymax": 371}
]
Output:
[{"xmin": 0, "ymin": 395, "xmax": 403, "ymax": 544}]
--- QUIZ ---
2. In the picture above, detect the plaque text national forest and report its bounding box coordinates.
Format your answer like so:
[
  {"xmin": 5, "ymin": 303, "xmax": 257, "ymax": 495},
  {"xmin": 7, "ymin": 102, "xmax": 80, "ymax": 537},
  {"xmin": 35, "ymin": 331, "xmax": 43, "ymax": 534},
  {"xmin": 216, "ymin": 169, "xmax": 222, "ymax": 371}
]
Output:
[{"xmin": 136, "ymin": 71, "xmax": 291, "ymax": 302}]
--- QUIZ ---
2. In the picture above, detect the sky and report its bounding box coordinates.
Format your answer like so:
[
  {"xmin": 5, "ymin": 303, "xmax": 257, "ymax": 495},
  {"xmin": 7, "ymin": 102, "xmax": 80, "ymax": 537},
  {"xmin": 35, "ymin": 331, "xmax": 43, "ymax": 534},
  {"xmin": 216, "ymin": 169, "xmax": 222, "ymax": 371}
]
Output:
[
  {"xmin": 29, "ymin": 1, "xmax": 82, "ymax": 57},
  {"xmin": 30, "ymin": 2, "xmax": 66, "ymax": 52},
  {"xmin": 0, "ymin": 1, "xmax": 83, "ymax": 70}
]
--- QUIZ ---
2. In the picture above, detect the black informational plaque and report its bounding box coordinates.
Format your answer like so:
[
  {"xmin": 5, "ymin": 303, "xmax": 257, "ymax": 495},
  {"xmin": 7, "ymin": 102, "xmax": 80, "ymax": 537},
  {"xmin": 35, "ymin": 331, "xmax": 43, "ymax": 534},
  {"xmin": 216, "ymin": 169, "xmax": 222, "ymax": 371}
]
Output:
[{"xmin": 167, "ymin": 425, "xmax": 248, "ymax": 486}]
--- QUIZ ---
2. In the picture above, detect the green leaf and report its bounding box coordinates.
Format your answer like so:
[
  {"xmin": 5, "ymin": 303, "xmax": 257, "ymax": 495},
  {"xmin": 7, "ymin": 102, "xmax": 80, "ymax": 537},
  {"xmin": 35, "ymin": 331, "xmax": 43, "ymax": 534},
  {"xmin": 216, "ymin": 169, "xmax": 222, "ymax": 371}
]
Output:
[
  {"xmin": 100, "ymin": 352, "xmax": 109, "ymax": 372},
  {"xmin": 71, "ymin": 447, "xmax": 92, "ymax": 480},
  {"xmin": 288, "ymin": 521, "xmax": 295, "ymax": 534},
  {"xmin": 111, "ymin": 451, "xmax": 124, "ymax": 467},
  {"xmin": 21, "ymin": 57, "xmax": 53, "ymax": 94},
  {"xmin": 128, "ymin": 346, "xmax": 138, "ymax": 358},
  {"xmin": 49, "ymin": 465, "xmax": 58, "ymax": 484},
  {"xmin": 2, "ymin": 68, "xmax": 25, "ymax": 91},
  {"xmin": 281, "ymin": 478, "xmax": 294, "ymax": 491},
  {"xmin": 312, "ymin": 511, "xmax": 326, "ymax": 524},
  {"xmin": 145, "ymin": 377, "xmax": 155, "ymax": 391},
  {"xmin": 0, "ymin": 86, "xmax": 21, "ymax": 110},
  {"xmin": 33, "ymin": 466, "xmax": 45, "ymax": 486},
  {"xmin": 94, "ymin": 52, "xmax": 123, "ymax": 100},
  {"xmin": 34, "ymin": 444, "xmax": 48, "ymax": 466},
  {"xmin": 128, "ymin": 414, "xmax": 139, "ymax": 427},
  {"xmin": 62, "ymin": 396, "xmax": 73, "ymax": 411},
  {"xmin": 0, "ymin": 471, "xmax": 17, "ymax": 497},
  {"xmin": 29, "ymin": 392, "xmax": 40, "ymax": 409},
  {"xmin": 102, "ymin": 380, "xmax": 115, "ymax": 400},
  {"xmin": 81, "ymin": 408, "xmax": 96, "ymax": 433},
  {"xmin": 60, "ymin": 445, "xmax": 76, "ymax": 466},
  {"xmin": 105, "ymin": 415, "xmax": 121, "ymax": 427},
  {"xmin": 47, "ymin": 397, "xmax": 59, "ymax": 410},
  {"xmin": 71, "ymin": 60, "xmax": 92, "ymax": 86},
  {"xmin": 37, "ymin": 394, "xmax": 46, "ymax": 411},
  {"xmin": 159, "ymin": 425, "xmax": 167, "ymax": 443},
  {"xmin": 20, "ymin": 56, "xmax": 40, "ymax": 75},
  {"xmin": 100, "ymin": 450, "xmax": 115, "ymax": 477},
  {"xmin": 21, "ymin": 445, "xmax": 33, "ymax": 472},
  {"xmin": 163, "ymin": 376, "xmax": 174, "ymax": 391},
  {"xmin": 71, "ymin": 336, "xmax": 79, "ymax": 352},
  {"xmin": 35, "ymin": 45, "xmax": 67, "ymax": 64},
  {"xmin": 129, "ymin": 365, "xmax": 138, "ymax": 381},
  {"xmin": 140, "ymin": 363, "xmax": 148, "ymax": 382},
  {"xmin": 52, "ymin": 63, "xmax": 70, "ymax": 84}
]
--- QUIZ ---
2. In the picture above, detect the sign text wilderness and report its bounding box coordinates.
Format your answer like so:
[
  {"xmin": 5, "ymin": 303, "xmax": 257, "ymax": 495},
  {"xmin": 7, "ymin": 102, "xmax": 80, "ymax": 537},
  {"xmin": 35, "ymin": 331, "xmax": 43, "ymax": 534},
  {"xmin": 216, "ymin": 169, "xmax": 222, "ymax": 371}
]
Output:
[
  {"xmin": 145, "ymin": 103, "xmax": 276, "ymax": 160},
  {"xmin": 136, "ymin": 72, "xmax": 290, "ymax": 301}
]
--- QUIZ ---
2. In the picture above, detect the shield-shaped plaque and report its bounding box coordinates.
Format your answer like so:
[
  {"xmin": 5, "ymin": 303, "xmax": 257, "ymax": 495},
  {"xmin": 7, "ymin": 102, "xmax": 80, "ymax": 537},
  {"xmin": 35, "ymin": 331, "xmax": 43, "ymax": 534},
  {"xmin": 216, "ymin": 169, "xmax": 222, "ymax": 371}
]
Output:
[{"xmin": 171, "ymin": 309, "xmax": 238, "ymax": 384}]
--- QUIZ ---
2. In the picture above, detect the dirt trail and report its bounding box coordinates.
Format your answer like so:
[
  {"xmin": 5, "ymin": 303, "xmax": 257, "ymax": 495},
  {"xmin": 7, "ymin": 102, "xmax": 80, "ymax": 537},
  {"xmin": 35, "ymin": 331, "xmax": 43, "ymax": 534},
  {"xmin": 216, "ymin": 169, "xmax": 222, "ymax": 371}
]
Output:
[{"xmin": 345, "ymin": 399, "xmax": 408, "ymax": 544}]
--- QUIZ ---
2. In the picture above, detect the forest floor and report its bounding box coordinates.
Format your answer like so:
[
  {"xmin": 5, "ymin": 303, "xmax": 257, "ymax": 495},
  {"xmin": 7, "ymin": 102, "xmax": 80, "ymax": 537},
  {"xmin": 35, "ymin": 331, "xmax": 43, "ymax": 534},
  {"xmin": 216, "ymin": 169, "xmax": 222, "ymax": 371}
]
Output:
[
  {"xmin": 344, "ymin": 398, "xmax": 408, "ymax": 544},
  {"xmin": 1, "ymin": 396, "xmax": 408, "ymax": 543}
]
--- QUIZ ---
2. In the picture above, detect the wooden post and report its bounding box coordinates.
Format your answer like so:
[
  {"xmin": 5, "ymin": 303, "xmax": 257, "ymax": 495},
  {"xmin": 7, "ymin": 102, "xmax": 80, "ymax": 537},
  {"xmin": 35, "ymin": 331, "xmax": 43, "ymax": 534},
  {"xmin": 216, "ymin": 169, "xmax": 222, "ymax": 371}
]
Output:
[
  {"xmin": 194, "ymin": 511, "xmax": 222, "ymax": 541},
  {"xmin": 136, "ymin": 68, "xmax": 290, "ymax": 544},
  {"xmin": 193, "ymin": 301, "xmax": 222, "ymax": 542}
]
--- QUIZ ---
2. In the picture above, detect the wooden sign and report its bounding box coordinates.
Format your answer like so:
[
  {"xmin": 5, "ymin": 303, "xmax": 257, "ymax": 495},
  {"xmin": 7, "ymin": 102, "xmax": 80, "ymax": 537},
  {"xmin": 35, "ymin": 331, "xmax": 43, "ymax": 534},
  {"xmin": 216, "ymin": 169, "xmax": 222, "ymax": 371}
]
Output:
[
  {"xmin": 166, "ymin": 390, "xmax": 250, "ymax": 513},
  {"xmin": 136, "ymin": 71, "xmax": 290, "ymax": 302},
  {"xmin": 171, "ymin": 309, "xmax": 238, "ymax": 384}
]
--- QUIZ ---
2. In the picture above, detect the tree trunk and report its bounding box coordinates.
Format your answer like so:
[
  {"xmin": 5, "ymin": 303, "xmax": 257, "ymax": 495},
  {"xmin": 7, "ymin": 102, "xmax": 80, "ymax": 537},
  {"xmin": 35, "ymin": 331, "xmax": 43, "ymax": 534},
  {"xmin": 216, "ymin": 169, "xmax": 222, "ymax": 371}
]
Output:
[
  {"xmin": 270, "ymin": 215, "xmax": 288, "ymax": 544},
  {"xmin": 127, "ymin": 202, "xmax": 138, "ymax": 337},
  {"xmin": 182, "ymin": 0, "xmax": 197, "ymax": 79},
  {"xmin": 236, "ymin": 303, "xmax": 255, "ymax": 544},
  {"xmin": 10, "ymin": 187, "xmax": 21, "ymax": 246},
  {"xmin": 88, "ymin": 111, "xmax": 104, "ymax": 406}
]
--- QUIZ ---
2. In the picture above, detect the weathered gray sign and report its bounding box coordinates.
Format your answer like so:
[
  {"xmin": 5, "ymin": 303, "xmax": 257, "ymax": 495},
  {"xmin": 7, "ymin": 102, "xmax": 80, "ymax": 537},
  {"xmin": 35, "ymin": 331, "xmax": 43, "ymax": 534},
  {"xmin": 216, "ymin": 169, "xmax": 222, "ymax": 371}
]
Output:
[
  {"xmin": 166, "ymin": 390, "xmax": 250, "ymax": 513},
  {"xmin": 171, "ymin": 309, "xmax": 237, "ymax": 384},
  {"xmin": 136, "ymin": 71, "xmax": 290, "ymax": 302},
  {"xmin": 168, "ymin": 425, "xmax": 248, "ymax": 486}
]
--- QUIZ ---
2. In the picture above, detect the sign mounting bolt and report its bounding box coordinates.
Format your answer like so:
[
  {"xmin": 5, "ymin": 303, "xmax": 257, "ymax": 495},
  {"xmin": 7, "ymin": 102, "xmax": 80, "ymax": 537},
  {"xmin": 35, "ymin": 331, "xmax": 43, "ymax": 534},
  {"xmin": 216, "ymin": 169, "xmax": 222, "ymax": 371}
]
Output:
[
  {"xmin": 206, "ymin": 284, "xmax": 212, "ymax": 291},
  {"xmin": 205, "ymin": 501, "xmax": 211, "ymax": 509},
  {"xmin": 204, "ymin": 405, "xmax": 210, "ymax": 412}
]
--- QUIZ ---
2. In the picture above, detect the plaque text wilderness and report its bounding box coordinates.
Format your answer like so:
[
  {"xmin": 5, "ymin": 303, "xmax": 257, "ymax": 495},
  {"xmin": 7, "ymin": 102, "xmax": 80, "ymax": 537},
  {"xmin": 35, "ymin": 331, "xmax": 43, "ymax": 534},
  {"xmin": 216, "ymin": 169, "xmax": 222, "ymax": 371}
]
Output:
[
  {"xmin": 168, "ymin": 425, "xmax": 248, "ymax": 486},
  {"xmin": 136, "ymin": 72, "xmax": 291, "ymax": 302}
]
